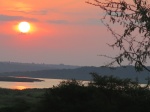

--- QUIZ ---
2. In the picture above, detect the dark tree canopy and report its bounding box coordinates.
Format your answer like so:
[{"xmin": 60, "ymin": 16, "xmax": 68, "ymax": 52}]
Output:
[{"xmin": 86, "ymin": 0, "xmax": 150, "ymax": 71}]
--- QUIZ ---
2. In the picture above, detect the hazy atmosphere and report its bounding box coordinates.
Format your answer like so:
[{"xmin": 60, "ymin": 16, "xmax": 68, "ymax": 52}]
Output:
[
  {"xmin": 0, "ymin": 0, "xmax": 119, "ymax": 66},
  {"xmin": 1, "ymin": 1, "xmax": 150, "ymax": 112}
]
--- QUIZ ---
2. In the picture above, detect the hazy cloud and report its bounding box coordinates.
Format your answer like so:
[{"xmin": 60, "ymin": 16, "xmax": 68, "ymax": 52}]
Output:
[
  {"xmin": 47, "ymin": 20, "xmax": 69, "ymax": 24},
  {"xmin": 46, "ymin": 18, "xmax": 101, "ymax": 25},
  {"xmin": 81, "ymin": 18, "xmax": 101, "ymax": 25},
  {"xmin": 0, "ymin": 14, "xmax": 38, "ymax": 22},
  {"xmin": 8, "ymin": 9, "xmax": 49, "ymax": 15},
  {"xmin": 30, "ymin": 10, "xmax": 48, "ymax": 15}
]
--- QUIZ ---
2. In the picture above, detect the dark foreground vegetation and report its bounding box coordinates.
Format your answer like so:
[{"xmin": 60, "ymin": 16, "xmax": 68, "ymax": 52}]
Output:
[{"xmin": 0, "ymin": 73, "xmax": 150, "ymax": 112}]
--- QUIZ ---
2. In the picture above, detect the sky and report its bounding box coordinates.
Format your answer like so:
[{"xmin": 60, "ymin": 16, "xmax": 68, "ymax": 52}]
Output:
[{"xmin": 0, "ymin": 0, "xmax": 119, "ymax": 66}]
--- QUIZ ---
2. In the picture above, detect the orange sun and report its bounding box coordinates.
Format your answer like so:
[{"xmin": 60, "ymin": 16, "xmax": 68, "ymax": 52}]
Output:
[{"xmin": 18, "ymin": 21, "xmax": 30, "ymax": 33}]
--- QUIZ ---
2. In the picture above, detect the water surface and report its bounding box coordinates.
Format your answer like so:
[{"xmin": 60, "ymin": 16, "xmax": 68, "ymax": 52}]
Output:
[
  {"xmin": 0, "ymin": 78, "xmax": 89, "ymax": 90},
  {"xmin": 0, "ymin": 78, "xmax": 64, "ymax": 89}
]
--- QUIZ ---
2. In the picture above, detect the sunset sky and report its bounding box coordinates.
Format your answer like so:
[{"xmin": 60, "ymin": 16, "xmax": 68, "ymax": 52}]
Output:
[{"xmin": 0, "ymin": 0, "xmax": 118, "ymax": 66}]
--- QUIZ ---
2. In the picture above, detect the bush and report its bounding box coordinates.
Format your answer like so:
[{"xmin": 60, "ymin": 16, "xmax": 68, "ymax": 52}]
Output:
[{"xmin": 36, "ymin": 74, "xmax": 150, "ymax": 112}]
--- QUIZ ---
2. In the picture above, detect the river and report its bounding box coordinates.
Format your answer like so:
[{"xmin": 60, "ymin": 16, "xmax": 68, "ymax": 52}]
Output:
[
  {"xmin": 0, "ymin": 78, "xmax": 89, "ymax": 90},
  {"xmin": 0, "ymin": 78, "xmax": 147, "ymax": 90}
]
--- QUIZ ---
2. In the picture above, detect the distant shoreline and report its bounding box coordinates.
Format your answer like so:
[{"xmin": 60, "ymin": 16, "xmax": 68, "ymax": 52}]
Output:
[{"xmin": 0, "ymin": 76, "xmax": 44, "ymax": 82}]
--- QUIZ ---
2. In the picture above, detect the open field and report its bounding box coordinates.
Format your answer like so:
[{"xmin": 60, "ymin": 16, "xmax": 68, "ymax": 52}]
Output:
[{"xmin": 0, "ymin": 88, "xmax": 46, "ymax": 112}]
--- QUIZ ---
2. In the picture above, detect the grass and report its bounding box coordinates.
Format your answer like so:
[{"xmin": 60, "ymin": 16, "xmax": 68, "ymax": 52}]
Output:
[{"xmin": 0, "ymin": 88, "xmax": 46, "ymax": 112}]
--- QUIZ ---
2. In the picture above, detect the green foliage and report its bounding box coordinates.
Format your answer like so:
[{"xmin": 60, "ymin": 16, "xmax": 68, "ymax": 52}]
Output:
[
  {"xmin": 86, "ymin": 0, "xmax": 150, "ymax": 71},
  {"xmin": 0, "ymin": 88, "xmax": 45, "ymax": 112},
  {"xmin": 89, "ymin": 72, "xmax": 140, "ymax": 90},
  {"xmin": 36, "ymin": 74, "xmax": 150, "ymax": 112},
  {"xmin": 1, "ymin": 74, "xmax": 150, "ymax": 112}
]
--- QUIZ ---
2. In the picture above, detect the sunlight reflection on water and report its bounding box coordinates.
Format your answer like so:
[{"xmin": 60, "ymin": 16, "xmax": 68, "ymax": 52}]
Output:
[
  {"xmin": 0, "ymin": 78, "xmax": 89, "ymax": 90},
  {"xmin": 1, "ymin": 78, "xmax": 145, "ymax": 90}
]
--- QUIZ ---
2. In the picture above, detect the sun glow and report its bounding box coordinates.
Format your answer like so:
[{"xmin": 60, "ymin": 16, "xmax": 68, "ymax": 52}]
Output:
[
  {"xmin": 16, "ymin": 86, "xmax": 27, "ymax": 90},
  {"xmin": 18, "ymin": 21, "xmax": 31, "ymax": 33}
]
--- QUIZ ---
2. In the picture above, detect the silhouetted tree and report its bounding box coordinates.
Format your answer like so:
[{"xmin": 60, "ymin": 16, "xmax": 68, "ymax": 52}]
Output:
[
  {"xmin": 86, "ymin": 0, "xmax": 150, "ymax": 71},
  {"xmin": 35, "ymin": 75, "xmax": 150, "ymax": 112}
]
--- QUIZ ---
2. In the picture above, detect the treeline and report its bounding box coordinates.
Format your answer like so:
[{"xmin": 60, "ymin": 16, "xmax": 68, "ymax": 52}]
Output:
[
  {"xmin": 1, "ymin": 66, "xmax": 150, "ymax": 83},
  {"xmin": 0, "ymin": 62, "xmax": 79, "ymax": 73},
  {"xmin": 0, "ymin": 73, "xmax": 150, "ymax": 112}
]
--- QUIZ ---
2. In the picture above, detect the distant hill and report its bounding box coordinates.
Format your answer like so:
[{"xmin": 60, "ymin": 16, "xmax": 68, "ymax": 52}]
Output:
[
  {"xmin": 0, "ymin": 62, "xmax": 79, "ymax": 72},
  {"xmin": 0, "ymin": 66, "xmax": 150, "ymax": 83}
]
